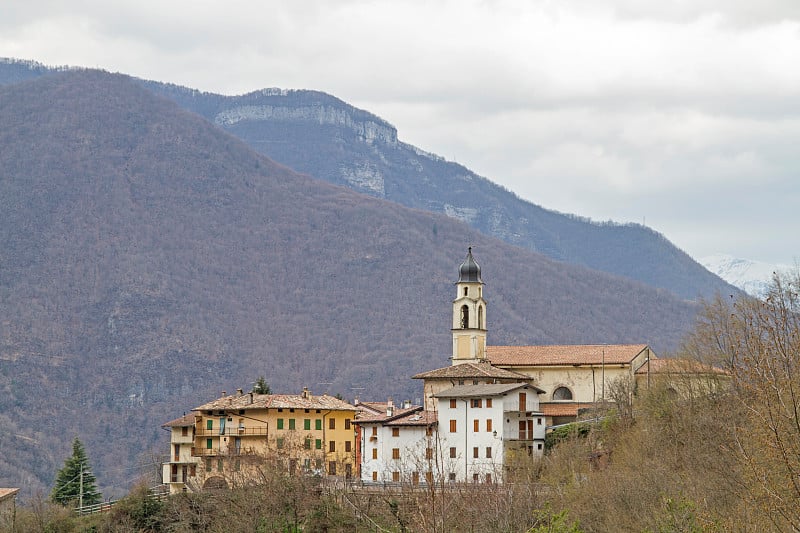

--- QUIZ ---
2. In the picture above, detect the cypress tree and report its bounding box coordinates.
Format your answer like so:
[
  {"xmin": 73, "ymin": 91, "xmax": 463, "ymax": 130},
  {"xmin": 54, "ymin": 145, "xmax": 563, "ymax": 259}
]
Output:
[{"xmin": 51, "ymin": 437, "xmax": 102, "ymax": 506}]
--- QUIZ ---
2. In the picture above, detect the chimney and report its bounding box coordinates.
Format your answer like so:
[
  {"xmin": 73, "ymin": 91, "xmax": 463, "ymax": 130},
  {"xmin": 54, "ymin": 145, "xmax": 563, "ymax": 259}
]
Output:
[
  {"xmin": 302, "ymin": 387, "xmax": 310, "ymax": 399},
  {"xmin": 353, "ymin": 397, "xmax": 360, "ymax": 406},
  {"xmin": 403, "ymin": 399, "xmax": 411, "ymax": 409},
  {"xmin": 237, "ymin": 388, "xmax": 243, "ymax": 396},
  {"xmin": 221, "ymin": 391, "xmax": 227, "ymax": 397},
  {"xmin": 386, "ymin": 398, "xmax": 394, "ymax": 417},
  {"xmin": 249, "ymin": 392, "xmax": 254, "ymax": 404}
]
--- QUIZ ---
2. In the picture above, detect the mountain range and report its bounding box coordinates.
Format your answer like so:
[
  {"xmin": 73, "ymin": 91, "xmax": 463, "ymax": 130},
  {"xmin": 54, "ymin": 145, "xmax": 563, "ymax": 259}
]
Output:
[
  {"xmin": 701, "ymin": 254, "xmax": 791, "ymax": 296},
  {"xmin": 0, "ymin": 58, "xmax": 737, "ymax": 302},
  {"xmin": 0, "ymin": 63, "xmax": 724, "ymax": 497}
]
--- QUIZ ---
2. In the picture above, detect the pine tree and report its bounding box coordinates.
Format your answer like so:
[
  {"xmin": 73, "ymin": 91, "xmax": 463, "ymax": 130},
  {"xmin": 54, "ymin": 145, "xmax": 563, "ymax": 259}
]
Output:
[
  {"xmin": 51, "ymin": 437, "xmax": 102, "ymax": 506},
  {"xmin": 252, "ymin": 376, "xmax": 271, "ymax": 394}
]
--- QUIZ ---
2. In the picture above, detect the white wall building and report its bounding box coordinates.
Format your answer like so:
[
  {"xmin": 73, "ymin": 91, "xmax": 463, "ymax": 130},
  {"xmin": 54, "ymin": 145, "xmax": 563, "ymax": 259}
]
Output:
[{"xmin": 433, "ymin": 382, "xmax": 545, "ymax": 484}]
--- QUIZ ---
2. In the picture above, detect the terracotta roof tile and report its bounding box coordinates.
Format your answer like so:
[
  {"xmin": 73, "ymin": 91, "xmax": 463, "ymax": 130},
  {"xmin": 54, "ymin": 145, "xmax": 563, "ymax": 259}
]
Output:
[
  {"xmin": 488, "ymin": 344, "xmax": 650, "ymax": 367},
  {"xmin": 412, "ymin": 362, "xmax": 530, "ymax": 381},
  {"xmin": 433, "ymin": 382, "xmax": 544, "ymax": 398},
  {"xmin": 539, "ymin": 402, "xmax": 597, "ymax": 417},
  {"xmin": 355, "ymin": 405, "xmax": 422, "ymax": 423},
  {"xmin": 162, "ymin": 413, "xmax": 195, "ymax": 428},
  {"xmin": 386, "ymin": 410, "xmax": 438, "ymax": 427},
  {"xmin": 193, "ymin": 392, "xmax": 357, "ymax": 412},
  {"xmin": 0, "ymin": 488, "xmax": 19, "ymax": 501}
]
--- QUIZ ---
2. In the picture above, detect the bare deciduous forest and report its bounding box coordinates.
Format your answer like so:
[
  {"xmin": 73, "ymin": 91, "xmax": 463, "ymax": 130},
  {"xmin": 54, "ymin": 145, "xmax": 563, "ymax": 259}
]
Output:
[{"xmin": 5, "ymin": 271, "xmax": 800, "ymax": 532}]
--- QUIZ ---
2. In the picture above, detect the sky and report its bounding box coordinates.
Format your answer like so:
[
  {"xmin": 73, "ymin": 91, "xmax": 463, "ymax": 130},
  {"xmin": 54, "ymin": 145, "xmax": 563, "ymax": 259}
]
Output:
[{"xmin": 1, "ymin": 0, "xmax": 798, "ymax": 266}]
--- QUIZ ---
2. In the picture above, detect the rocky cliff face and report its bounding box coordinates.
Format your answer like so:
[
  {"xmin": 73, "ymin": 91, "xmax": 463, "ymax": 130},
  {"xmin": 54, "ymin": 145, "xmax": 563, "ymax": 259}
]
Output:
[{"xmin": 0, "ymin": 58, "xmax": 738, "ymax": 301}]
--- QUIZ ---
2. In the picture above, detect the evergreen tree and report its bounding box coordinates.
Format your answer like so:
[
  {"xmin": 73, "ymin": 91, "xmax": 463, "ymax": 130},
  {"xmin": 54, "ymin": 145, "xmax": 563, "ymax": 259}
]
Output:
[
  {"xmin": 252, "ymin": 376, "xmax": 271, "ymax": 394},
  {"xmin": 51, "ymin": 437, "xmax": 102, "ymax": 506}
]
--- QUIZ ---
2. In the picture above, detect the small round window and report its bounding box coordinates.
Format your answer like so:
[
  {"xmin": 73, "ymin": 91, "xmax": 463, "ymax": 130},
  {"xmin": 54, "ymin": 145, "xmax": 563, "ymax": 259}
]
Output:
[{"xmin": 553, "ymin": 386, "xmax": 573, "ymax": 401}]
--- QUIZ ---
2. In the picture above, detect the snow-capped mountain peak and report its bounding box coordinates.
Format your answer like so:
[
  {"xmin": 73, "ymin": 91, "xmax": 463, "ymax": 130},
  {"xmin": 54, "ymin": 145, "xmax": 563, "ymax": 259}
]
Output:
[{"xmin": 701, "ymin": 253, "xmax": 790, "ymax": 297}]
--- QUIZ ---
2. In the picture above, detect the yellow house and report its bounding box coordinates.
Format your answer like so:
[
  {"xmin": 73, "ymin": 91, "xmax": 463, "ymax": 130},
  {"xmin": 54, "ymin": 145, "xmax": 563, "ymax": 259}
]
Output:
[{"xmin": 162, "ymin": 387, "xmax": 358, "ymax": 491}]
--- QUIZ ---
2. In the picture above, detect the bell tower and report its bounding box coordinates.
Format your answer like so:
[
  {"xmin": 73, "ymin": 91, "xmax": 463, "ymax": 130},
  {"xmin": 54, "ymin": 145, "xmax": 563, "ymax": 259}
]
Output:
[{"xmin": 452, "ymin": 247, "xmax": 487, "ymax": 365}]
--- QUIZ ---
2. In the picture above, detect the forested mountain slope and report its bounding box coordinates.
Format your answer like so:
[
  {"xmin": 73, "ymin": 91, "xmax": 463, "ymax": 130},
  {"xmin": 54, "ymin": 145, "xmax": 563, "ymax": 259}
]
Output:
[
  {"xmin": 0, "ymin": 69, "xmax": 698, "ymax": 496},
  {"xmin": 0, "ymin": 58, "xmax": 739, "ymax": 301}
]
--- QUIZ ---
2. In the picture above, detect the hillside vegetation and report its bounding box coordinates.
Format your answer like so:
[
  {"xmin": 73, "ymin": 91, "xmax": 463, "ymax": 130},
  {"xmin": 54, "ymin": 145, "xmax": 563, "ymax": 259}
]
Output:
[
  {"xmin": 0, "ymin": 69, "xmax": 700, "ymax": 497},
  {"xmin": 8, "ymin": 270, "xmax": 800, "ymax": 532},
  {"xmin": 0, "ymin": 57, "xmax": 738, "ymax": 301}
]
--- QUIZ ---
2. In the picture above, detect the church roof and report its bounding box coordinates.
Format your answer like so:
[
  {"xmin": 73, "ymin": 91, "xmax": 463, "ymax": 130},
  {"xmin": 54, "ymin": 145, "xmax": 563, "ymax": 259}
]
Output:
[
  {"xmin": 411, "ymin": 362, "xmax": 529, "ymax": 381},
  {"xmin": 457, "ymin": 247, "xmax": 482, "ymax": 283},
  {"xmin": 433, "ymin": 382, "xmax": 544, "ymax": 398},
  {"xmin": 487, "ymin": 344, "xmax": 651, "ymax": 367}
]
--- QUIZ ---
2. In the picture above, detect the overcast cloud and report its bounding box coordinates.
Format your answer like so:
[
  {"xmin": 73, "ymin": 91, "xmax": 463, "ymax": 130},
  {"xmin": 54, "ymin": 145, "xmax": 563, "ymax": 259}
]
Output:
[{"xmin": 1, "ymin": 0, "xmax": 798, "ymax": 265}]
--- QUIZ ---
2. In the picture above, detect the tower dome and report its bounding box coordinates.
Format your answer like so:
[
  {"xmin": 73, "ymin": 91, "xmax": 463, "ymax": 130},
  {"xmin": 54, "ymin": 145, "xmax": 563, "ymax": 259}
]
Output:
[{"xmin": 457, "ymin": 247, "xmax": 482, "ymax": 283}]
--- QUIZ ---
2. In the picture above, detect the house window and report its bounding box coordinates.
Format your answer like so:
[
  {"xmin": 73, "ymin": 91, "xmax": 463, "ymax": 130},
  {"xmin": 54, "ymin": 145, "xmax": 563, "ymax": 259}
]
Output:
[
  {"xmin": 450, "ymin": 399, "xmax": 457, "ymax": 409},
  {"xmin": 553, "ymin": 387, "xmax": 573, "ymax": 401},
  {"xmin": 412, "ymin": 472, "xmax": 419, "ymax": 485},
  {"xmin": 392, "ymin": 427, "xmax": 400, "ymax": 437},
  {"xmin": 288, "ymin": 419, "xmax": 296, "ymax": 430},
  {"xmin": 316, "ymin": 459, "xmax": 323, "ymax": 470},
  {"xmin": 450, "ymin": 447, "xmax": 457, "ymax": 458},
  {"xmin": 464, "ymin": 287, "xmax": 468, "ymax": 296},
  {"xmin": 473, "ymin": 473, "xmax": 479, "ymax": 483},
  {"xmin": 473, "ymin": 419, "xmax": 479, "ymax": 432},
  {"xmin": 371, "ymin": 426, "xmax": 377, "ymax": 436},
  {"xmin": 392, "ymin": 471, "xmax": 400, "ymax": 482},
  {"xmin": 277, "ymin": 438, "xmax": 284, "ymax": 449},
  {"xmin": 460, "ymin": 305, "xmax": 469, "ymax": 328},
  {"xmin": 473, "ymin": 447, "xmax": 479, "ymax": 458},
  {"xmin": 471, "ymin": 398, "xmax": 482, "ymax": 408},
  {"xmin": 304, "ymin": 419, "xmax": 311, "ymax": 430},
  {"xmin": 449, "ymin": 420, "xmax": 457, "ymax": 432},
  {"xmin": 485, "ymin": 473, "xmax": 492, "ymax": 484},
  {"xmin": 304, "ymin": 438, "xmax": 311, "ymax": 450},
  {"xmin": 329, "ymin": 418, "xmax": 336, "ymax": 430},
  {"xmin": 345, "ymin": 419, "xmax": 351, "ymax": 430},
  {"xmin": 537, "ymin": 443, "xmax": 543, "ymax": 450},
  {"xmin": 217, "ymin": 459, "xmax": 223, "ymax": 472},
  {"xmin": 345, "ymin": 441, "xmax": 352, "ymax": 452},
  {"xmin": 372, "ymin": 471, "xmax": 378, "ymax": 481},
  {"xmin": 372, "ymin": 448, "xmax": 378, "ymax": 460},
  {"xmin": 206, "ymin": 438, "xmax": 212, "ymax": 449},
  {"xmin": 392, "ymin": 448, "xmax": 400, "ymax": 460},
  {"xmin": 329, "ymin": 462, "xmax": 336, "ymax": 475},
  {"xmin": 206, "ymin": 419, "xmax": 213, "ymax": 431},
  {"xmin": 486, "ymin": 419, "xmax": 493, "ymax": 432},
  {"xmin": 303, "ymin": 458, "xmax": 311, "ymax": 470},
  {"xmin": 277, "ymin": 418, "xmax": 284, "ymax": 430},
  {"xmin": 315, "ymin": 419, "xmax": 322, "ymax": 430},
  {"xmin": 425, "ymin": 427, "xmax": 433, "ymax": 437},
  {"xmin": 205, "ymin": 459, "xmax": 212, "ymax": 472},
  {"xmin": 538, "ymin": 418, "xmax": 542, "ymax": 425},
  {"xmin": 519, "ymin": 392, "xmax": 527, "ymax": 411},
  {"xmin": 486, "ymin": 447, "xmax": 492, "ymax": 458},
  {"xmin": 329, "ymin": 441, "xmax": 336, "ymax": 452},
  {"xmin": 315, "ymin": 439, "xmax": 322, "ymax": 450},
  {"xmin": 426, "ymin": 447, "xmax": 433, "ymax": 459},
  {"xmin": 449, "ymin": 472, "xmax": 456, "ymax": 481},
  {"xmin": 189, "ymin": 464, "xmax": 196, "ymax": 477},
  {"xmin": 486, "ymin": 399, "xmax": 492, "ymax": 408},
  {"xmin": 181, "ymin": 426, "xmax": 188, "ymax": 437}
]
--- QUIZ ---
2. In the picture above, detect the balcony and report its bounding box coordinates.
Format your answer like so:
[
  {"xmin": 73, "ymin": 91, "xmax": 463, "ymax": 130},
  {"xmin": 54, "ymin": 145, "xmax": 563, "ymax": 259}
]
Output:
[
  {"xmin": 191, "ymin": 446, "xmax": 262, "ymax": 457},
  {"xmin": 195, "ymin": 427, "xmax": 269, "ymax": 437}
]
